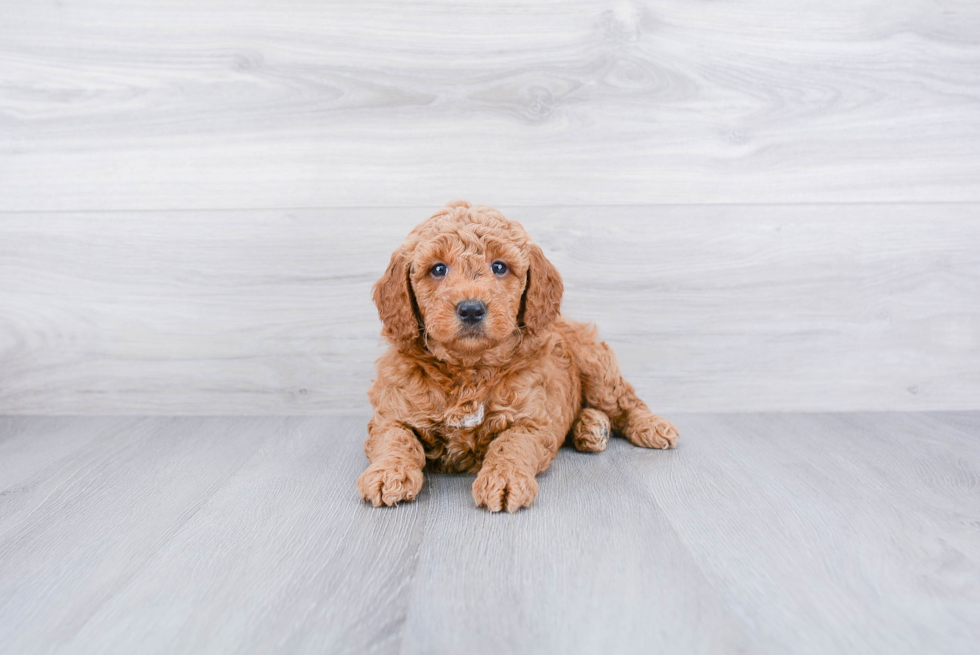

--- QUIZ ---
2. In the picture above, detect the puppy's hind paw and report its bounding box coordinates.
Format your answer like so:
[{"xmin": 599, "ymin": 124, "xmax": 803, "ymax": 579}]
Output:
[
  {"xmin": 622, "ymin": 411, "xmax": 679, "ymax": 450},
  {"xmin": 572, "ymin": 407, "xmax": 611, "ymax": 453},
  {"xmin": 357, "ymin": 461, "xmax": 424, "ymax": 507}
]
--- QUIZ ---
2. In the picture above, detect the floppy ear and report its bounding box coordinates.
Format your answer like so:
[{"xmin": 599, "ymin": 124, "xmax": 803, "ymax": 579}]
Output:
[
  {"xmin": 520, "ymin": 243, "xmax": 563, "ymax": 333},
  {"xmin": 372, "ymin": 244, "xmax": 420, "ymax": 344}
]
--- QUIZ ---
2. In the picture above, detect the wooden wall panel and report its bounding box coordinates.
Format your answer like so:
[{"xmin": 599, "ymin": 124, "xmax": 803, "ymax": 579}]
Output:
[
  {"xmin": 1, "ymin": 204, "xmax": 976, "ymax": 414},
  {"xmin": 1, "ymin": 0, "xmax": 978, "ymax": 413},
  {"xmin": 0, "ymin": 0, "xmax": 978, "ymax": 210}
]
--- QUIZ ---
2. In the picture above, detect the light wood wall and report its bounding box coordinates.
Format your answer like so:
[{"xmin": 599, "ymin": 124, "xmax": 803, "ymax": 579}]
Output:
[{"xmin": 1, "ymin": 0, "xmax": 978, "ymax": 413}]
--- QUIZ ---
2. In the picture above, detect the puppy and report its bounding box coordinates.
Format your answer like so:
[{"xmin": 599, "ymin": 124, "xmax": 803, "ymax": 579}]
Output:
[{"xmin": 358, "ymin": 201, "xmax": 678, "ymax": 512}]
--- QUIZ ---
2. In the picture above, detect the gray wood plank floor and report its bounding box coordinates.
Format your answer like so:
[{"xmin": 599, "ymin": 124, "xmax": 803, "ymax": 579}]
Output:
[{"xmin": 1, "ymin": 413, "xmax": 977, "ymax": 654}]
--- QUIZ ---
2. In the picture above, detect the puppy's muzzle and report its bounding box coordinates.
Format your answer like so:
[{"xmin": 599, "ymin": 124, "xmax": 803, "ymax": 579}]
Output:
[{"xmin": 456, "ymin": 299, "xmax": 487, "ymax": 326}]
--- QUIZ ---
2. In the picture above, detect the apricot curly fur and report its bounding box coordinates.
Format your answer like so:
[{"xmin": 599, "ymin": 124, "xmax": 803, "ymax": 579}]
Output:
[{"xmin": 358, "ymin": 201, "xmax": 679, "ymax": 512}]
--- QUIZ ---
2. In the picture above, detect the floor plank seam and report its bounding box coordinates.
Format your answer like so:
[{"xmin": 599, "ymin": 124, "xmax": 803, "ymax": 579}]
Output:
[
  {"xmin": 614, "ymin": 441, "xmax": 768, "ymax": 640},
  {"xmin": 53, "ymin": 418, "xmax": 286, "ymax": 649}
]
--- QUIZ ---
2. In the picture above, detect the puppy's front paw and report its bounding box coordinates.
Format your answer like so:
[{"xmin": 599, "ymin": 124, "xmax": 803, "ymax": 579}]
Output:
[
  {"xmin": 472, "ymin": 464, "xmax": 538, "ymax": 513},
  {"xmin": 357, "ymin": 461, "xmax": 424, "ymax": 507},
  {"xmin": 623, "ymin": 411, "xmax": 679, "ymax": 450}
]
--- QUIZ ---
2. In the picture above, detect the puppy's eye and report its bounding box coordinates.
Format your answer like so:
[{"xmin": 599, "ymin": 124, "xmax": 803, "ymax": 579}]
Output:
[
  {"xmin": 491, "ymin": 261, "xmax": 508, "ymax": 276},
  {"xmin": 430, "ymin": 262, "xmax": 448, "ymax": 278}
]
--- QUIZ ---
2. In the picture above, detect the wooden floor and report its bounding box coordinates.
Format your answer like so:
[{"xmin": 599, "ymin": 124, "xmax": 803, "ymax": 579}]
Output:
[{"xmin": 1, "ymin": 412, "xmax": 977, "ymax": 654}]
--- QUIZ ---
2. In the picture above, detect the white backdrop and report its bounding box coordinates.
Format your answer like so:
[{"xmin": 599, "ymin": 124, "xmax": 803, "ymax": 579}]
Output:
[{"xmin": 1, "ymin": 0, "xmax": 978, "ymax": 413}]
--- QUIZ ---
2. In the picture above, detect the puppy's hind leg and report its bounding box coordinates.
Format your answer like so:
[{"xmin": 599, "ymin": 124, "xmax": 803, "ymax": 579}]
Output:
[{"xmin": 575, "ymin": 334, "xmax": 679, "ymax": 450}]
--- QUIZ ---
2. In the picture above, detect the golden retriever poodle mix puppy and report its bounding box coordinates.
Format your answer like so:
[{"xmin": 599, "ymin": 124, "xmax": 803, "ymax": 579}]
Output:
[{"xmin": 358, "ymin": 201, "xmax": 679, "ymax": 512}]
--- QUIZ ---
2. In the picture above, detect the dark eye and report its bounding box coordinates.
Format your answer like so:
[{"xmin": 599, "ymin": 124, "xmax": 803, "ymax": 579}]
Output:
[
  {"xmin": 430, "ymin": 262, "xmax": 448, "ymax": 278},
  {"xmin": 491, "ymin": 261, "xmax": 508, "ymax": 276}
]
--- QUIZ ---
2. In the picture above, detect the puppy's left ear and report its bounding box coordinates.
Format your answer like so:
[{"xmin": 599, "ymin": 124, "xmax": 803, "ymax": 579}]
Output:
[
  {"xmin": 521, "ymin": 243, "xmax": 563, "ymax": 333},
  {"xmin": 373, "ymin": 243, "xmax": 420, "ymax": 345}
]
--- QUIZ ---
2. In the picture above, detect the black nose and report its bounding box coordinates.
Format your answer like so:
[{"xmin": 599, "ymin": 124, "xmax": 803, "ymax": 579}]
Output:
[{"xmin": 456, "ymin": 299, "xmax": 487, "ymax": 325}]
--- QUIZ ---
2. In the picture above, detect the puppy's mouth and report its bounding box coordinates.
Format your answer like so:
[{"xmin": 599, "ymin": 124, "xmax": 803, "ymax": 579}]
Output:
[
  {"xmin": 451, "ymin": 321, "xmax": 496, "ymax": 350},
  {"xmin": 457, "ymin": 324, "xmax": 486, "ymax": 339}
]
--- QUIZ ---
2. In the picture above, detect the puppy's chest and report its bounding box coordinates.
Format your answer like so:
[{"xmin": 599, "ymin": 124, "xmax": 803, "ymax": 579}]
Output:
[{"xmin": 418, "ymin": 392, "xmax": 501, "ymax": 473}]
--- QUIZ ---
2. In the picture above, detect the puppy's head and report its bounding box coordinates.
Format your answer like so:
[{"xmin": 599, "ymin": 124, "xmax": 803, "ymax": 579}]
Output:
[{"xmin": 373, "ymin": 200, "xmax": 562, "ymax": 354}]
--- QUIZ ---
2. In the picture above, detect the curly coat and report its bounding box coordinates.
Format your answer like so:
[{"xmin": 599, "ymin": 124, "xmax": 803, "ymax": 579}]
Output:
[{"xmin": 358, "ymin": 201, "xmax": 678, "ymax": 512}]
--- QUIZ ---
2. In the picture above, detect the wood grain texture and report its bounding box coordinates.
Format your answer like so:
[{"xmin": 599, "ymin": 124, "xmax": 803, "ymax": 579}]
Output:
[
  {"xmin": 62, "ymin": 417, "xmax": 424, "ymax": 655},
  {"xmin": 0, "ymin": 413, "xmax": 978, "ymax": 654},
  {"xmin": 0, "ymin": 416, "xmax": 136, "ymax": 489},
  {"xmin": 400, "ymin": 456, "xmax": 751, "ymax": 654},
  {"xmin": 630, "ymin": 412, "xmax": 980, "ymax": 655},
  {"xmin": 1, "ymin": 0, "xmax": 979, "ymax": 210},
  {"xmin": 0, "ymin": 417, "xmax": 280, "ymax": 653},
  {"xmin": 1, "ymin": 204, "xmax": 977, "ymax": 414}
]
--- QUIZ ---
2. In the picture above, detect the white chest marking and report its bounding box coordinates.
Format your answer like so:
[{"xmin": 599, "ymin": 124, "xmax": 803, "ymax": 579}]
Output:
[{"xmin": 450, "ymin": 403, "xmax": 485, "ymax": 429}]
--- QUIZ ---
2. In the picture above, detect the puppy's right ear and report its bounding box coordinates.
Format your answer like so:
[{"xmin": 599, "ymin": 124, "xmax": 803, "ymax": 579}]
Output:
[{"xmin": 373, "ymin": 244, "xmax": 419, "ymax": 344}]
